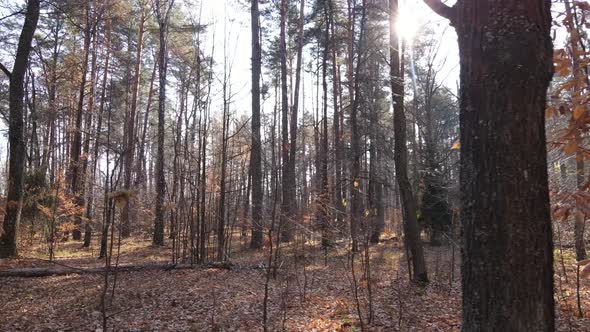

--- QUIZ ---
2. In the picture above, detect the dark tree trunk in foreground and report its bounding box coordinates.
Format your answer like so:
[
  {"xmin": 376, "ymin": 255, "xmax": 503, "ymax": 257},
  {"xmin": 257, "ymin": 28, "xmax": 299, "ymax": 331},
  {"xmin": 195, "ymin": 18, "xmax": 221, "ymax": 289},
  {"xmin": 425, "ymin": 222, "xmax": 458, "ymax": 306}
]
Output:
[
  {"xmin": 250, "ymin": 0, "xmax": 264, "ymax": 249},
  {"xmin": 0, "ymin": 0, "xmax": 40, "ymax": 258},
  {"xmin": 390, "ymin": 0, "xmax": 428, "ymax": 283},
  {"xmin": 425, "ymin": 0, "xmax": 555, "ymax": 330}
]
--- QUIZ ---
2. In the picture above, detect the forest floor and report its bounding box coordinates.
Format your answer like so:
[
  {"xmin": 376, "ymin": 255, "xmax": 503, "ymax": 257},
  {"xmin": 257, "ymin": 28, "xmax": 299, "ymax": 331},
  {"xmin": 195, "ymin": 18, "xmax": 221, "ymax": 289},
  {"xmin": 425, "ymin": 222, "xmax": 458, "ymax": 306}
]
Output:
[{"xmin": 0, "ymin": 234, "xmax": 589, "ymax": 331}]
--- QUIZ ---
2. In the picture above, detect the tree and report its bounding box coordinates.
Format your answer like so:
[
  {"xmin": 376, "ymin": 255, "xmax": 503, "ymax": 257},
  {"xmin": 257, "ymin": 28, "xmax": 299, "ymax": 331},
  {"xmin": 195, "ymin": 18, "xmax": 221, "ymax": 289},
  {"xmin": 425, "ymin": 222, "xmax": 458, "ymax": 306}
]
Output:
[
  {"xmin": 279, "ymin": 0, "xmax": 292, "ymax": 242},
  {"xmin": 121, "ymin": 0, "xmax": 149, "ymax": 238},
  {"xmin": 390, "ymin": 0, "xmax": 427, "ymax": 283},
  {"xmin": 564, "ymin": 0, "xmax": 587, "ymax": 262},
  {"xmin": 0, "ymin": 0, "xmax": 41, "ymax": 258},
  {"xmin": 68, "ymin": 2, "xmax": 92, "ymax": 241},
  {"xmin": 425, "ymin": 0, "xmax": 555, "ymax": 329},
  {"xmin": 409, "ymin": 29, "xmax": 458, "ymax": 245},
  {"xmin": 153, "ymin": 0, "xmax": 175, "ymax": 246},
  {"xmin": 250, "ymin": 0, "xmax": 264, "ymax": 249},
  {"xmin": 319, "ymin": 0, "xmax": 331, "ymax": 247},
  {"xmin": 349, "ymin": 0, "xmax": 366, "ymax": 253}
]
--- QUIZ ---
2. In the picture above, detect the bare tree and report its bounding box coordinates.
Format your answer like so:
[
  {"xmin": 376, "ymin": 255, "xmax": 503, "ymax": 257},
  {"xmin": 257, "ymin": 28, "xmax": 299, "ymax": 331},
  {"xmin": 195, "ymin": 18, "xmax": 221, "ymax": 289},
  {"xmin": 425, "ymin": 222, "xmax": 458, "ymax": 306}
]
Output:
[{"xmin": 0, "ymin": 0, "xmax": 40, "ymax": 257}]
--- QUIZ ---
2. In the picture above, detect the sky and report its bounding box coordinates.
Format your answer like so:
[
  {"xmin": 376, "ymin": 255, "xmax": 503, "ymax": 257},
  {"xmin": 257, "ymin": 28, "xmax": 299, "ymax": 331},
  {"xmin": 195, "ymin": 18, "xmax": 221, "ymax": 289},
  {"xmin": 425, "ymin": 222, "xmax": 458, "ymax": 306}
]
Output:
[
  {"xmin": 195, "ymin": 0, "xmax": 460, "ymax": 119},
  {"xmin": 0, "ymin": 0, "xmax": 459, "ymax": 120}
]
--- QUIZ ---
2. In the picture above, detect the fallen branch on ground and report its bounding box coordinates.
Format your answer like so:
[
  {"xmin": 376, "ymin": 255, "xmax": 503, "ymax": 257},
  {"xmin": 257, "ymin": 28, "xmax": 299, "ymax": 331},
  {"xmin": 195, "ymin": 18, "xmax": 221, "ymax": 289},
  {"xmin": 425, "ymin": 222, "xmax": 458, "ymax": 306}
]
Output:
[{"xmin": 0, "ymin": 261, "xmax": 235, "ymax": 278}]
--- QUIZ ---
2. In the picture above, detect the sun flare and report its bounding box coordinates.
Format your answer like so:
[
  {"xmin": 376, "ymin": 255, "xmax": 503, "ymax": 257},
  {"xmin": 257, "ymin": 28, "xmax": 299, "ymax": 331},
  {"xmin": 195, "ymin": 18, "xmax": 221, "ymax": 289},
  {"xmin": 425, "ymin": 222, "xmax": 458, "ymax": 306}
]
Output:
[{"xmin": 395, "ymin": 5, "xmax": 420, "ymax": 41}]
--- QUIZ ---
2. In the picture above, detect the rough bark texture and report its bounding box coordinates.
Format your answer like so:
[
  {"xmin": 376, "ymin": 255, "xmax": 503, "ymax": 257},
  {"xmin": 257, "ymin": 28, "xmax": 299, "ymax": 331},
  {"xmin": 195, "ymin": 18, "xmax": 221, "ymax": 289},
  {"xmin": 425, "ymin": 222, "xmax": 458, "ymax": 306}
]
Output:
[
  {"xmin": 69, "ymin": 4, "xmax": 92, "ymax": 241},
  {"xmin": 279, "ymin": 0, "xmax": 292, "ymax": 242},
  {"xmin": 0, "ymin": 0, "xmax": 40, "ymax": 258},
  {"xmin": 369, "ymin": 142, "xmax": 384, "ymax": 244},
  {"xmin": 82, "ymin": 25, "xmax": 99, "ymax": 248},
  {"xmin": 217, "ymin": 80, "xmax": 229, "ymax": 261},
  {"xmin": 390, "ymin": 0, "xmax": 428, "ymax": 283},
  {"xmin": 250, "ymin": 0, "xmax": 264, "ymax": 249},
  {"xmin": 330, "ymin": 0, "xmax": 344, "ymax": 233},
  {"xmin": 154, "ymin": 0, "xmax": 174, "ymax": 246},
  {"xmin": 565, "ymin": 0, "xmax": 587, "ymax": 262},
  {"xmin": 320, "ymin": 0, "xmax": 331, "ymax": 247},
  {"xmin": 286, "ymin": 0, "xmax": 305, "ymax": 242},
  {"xmin": 423, "ymin": 0, "xmax": 556, "ymax": 330},
  {"xmin": 349, "ymin": 0, "xmax": 366, "ymax": 253},
  {"xmin": 121, "ymin": 5, "xmax": 147, "ymax": 238}
]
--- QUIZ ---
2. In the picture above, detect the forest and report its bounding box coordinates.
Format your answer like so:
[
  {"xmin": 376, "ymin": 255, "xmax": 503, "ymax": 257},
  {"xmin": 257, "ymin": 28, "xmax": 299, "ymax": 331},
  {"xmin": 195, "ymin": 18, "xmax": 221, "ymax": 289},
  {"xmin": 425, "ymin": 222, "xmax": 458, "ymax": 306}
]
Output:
[{"xmin": 0, "ymin": 0, "xmax": 589, "ymax": 330}]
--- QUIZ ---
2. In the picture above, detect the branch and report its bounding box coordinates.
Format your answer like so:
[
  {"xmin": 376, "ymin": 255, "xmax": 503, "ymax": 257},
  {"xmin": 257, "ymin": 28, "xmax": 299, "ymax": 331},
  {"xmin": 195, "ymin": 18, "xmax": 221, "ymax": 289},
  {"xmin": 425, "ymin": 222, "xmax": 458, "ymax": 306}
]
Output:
[
  {"xmin": 0, "ymin": 9, "xmax": 24, "ymax": 22},
  {"xmin": 0, "ymin": 62, "xmax": 11, "ymax": 78},
  {"xmin": 423, "ymin": 0, "xmax": 455, "ymax": 22}
]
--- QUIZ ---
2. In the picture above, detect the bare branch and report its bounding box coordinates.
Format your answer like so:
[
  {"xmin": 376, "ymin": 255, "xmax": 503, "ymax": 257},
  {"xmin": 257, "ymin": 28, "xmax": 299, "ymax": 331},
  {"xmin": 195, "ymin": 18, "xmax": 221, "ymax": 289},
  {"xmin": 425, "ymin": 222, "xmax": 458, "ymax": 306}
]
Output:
[
  {"xmin": 0, "ymin": 10, "xmax": 24, "ymax": 22},
  {"xmin": 423, "ymin": 0, "xmax": 455, "ymax": 22},
  {"xmin": 0, "ymin": 62, "xmax": 11, "ymax": 78}
]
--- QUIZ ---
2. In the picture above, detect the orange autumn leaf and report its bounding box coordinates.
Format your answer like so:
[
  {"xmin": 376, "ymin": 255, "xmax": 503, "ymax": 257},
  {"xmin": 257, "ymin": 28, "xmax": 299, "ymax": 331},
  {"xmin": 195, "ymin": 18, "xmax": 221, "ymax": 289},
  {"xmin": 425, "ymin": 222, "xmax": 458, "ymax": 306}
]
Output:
[
  {"xmin": 573, "ymin": 105, "xmax": 586, "ymax": 120},
  {"xmin": 564, "ymin": 140, "xmax": 578, "ymax": 155}
]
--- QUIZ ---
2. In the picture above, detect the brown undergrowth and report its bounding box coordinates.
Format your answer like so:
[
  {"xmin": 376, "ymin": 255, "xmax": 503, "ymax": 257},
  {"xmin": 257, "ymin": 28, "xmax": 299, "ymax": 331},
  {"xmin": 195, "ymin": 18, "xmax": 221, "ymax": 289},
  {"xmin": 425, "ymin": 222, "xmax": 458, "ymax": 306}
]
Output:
[{"xmin": 0, "ymin": 235, "xmax": 588, "ymax": 331}]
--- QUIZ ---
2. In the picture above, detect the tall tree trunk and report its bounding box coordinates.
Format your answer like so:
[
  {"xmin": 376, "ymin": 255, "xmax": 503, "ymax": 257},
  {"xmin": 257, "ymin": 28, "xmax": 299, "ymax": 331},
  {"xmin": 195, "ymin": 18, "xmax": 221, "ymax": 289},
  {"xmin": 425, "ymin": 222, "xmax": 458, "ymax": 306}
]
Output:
[
  {"xmin": 319, "ymin": 0, "xmax": 331, "ymax": 247},
  {"xmin": 40, "ymin": 15, "xmax": 62, "ymax": 177},
  {"xmin": 218, "ymin": 67, "xmax": 229, "ymax": 261},
  {"xmin": 329, "ymin": 0, "xmax": 344, "ymax": 233},
  {"xmin": 564, "ymin": 0, "xmax": 587, "ymax": 261},
  {"xmin": 250, "ymin": 0, "xmax": 264, "ymax": 249},
  {"xmin": 69, "ymin": 3, "xmax": 92, "ymax": 241},
  {"xmin": 135, "ymin": 59, "xmax": 158, "ymax": 189},
  {"xmin": 390, "ymin": 0, "xmax": 428, "ymax": 282},
  {"xmin": 122, "ymin": 4, "xmax": 147, "ymax": 238},
  {"xmin": 153, "ymin": 0, "xmax": 175, "ymax": 246},
  {"xmin": 82, "ymin": 19, "xmax": 101, "ymax": 248},
  {"xmin": 425, "ymin": 0, "xmax": 555, "ymax": 329},
  {"xmin": 369, "ymin": 138, "xmax": 384, "ymax": 243},
  {"xmin": 349, "ymin": 0, "xmax": 367, "ymax": 253},
  {"xmin": 0, "ymin": 0, "xmax": 40, "ymax": 257},
  {"xmin": 279, "ymin": 0, "xmax": 292, "ymax": 242},
  {"xmin": 27, "ymin": 69, "xmax": 40, "ymax": 168},
  {"xmin": 287, "ymin": 0, "xmax": 305, "ymax": 237}
]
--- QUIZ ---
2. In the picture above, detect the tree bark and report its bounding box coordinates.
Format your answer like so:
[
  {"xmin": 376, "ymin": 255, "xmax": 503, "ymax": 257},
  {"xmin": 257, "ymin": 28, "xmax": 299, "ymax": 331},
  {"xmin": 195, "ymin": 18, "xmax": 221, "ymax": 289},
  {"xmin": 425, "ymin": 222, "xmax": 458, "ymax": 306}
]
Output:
[
  {"xmin": 0, "ymin": 262, "xmax": 234, "ymax": 278},
  {"xmin": 424, "ymin": 0, "xmax": 555, "ymax": 329},
  {"xmin": 122, "ymin": 3, "xmax": 147, "ymax": 238},
  {"xmin": 69, "ymin": 3, "xmax": 92, "ymax": 241},
  {"xmin": 217, "ymin": 68, "xmax": 229, "ymax": 261},
  {"xmin": 564, "ymin": 0, "xmax": 587, "ymax": 261},
  {"xmin": 250, "ymin": 0, "xmax": 264, "ymax": 249},
  {"xmin": 279, "ymin": 0, "xmax": 294, "ymax": 242},
  {"xmin": 82, "ymin": 20, "xmax": 100, "ymax": 248},
  {"xmin": 390, "ymin": 0, "xmax": 428, "ymax": 283},
  {"xmin": 349, "ymin": 0, "xmax": 366, "ymax": 253},
  {"xmin": 0, "ymin": 0, "xmax": 40, "ymax": 258},
  {"xmin": 320, "ymin": 0, "xmax": 331, "ymax": 247},
  {"xmin": 153, "ymin": 0, "xmax": 175, "ymax": 246},
  {"xmin": 330, "ymin": 0, "xmax": 344, "ymax": 234}
]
